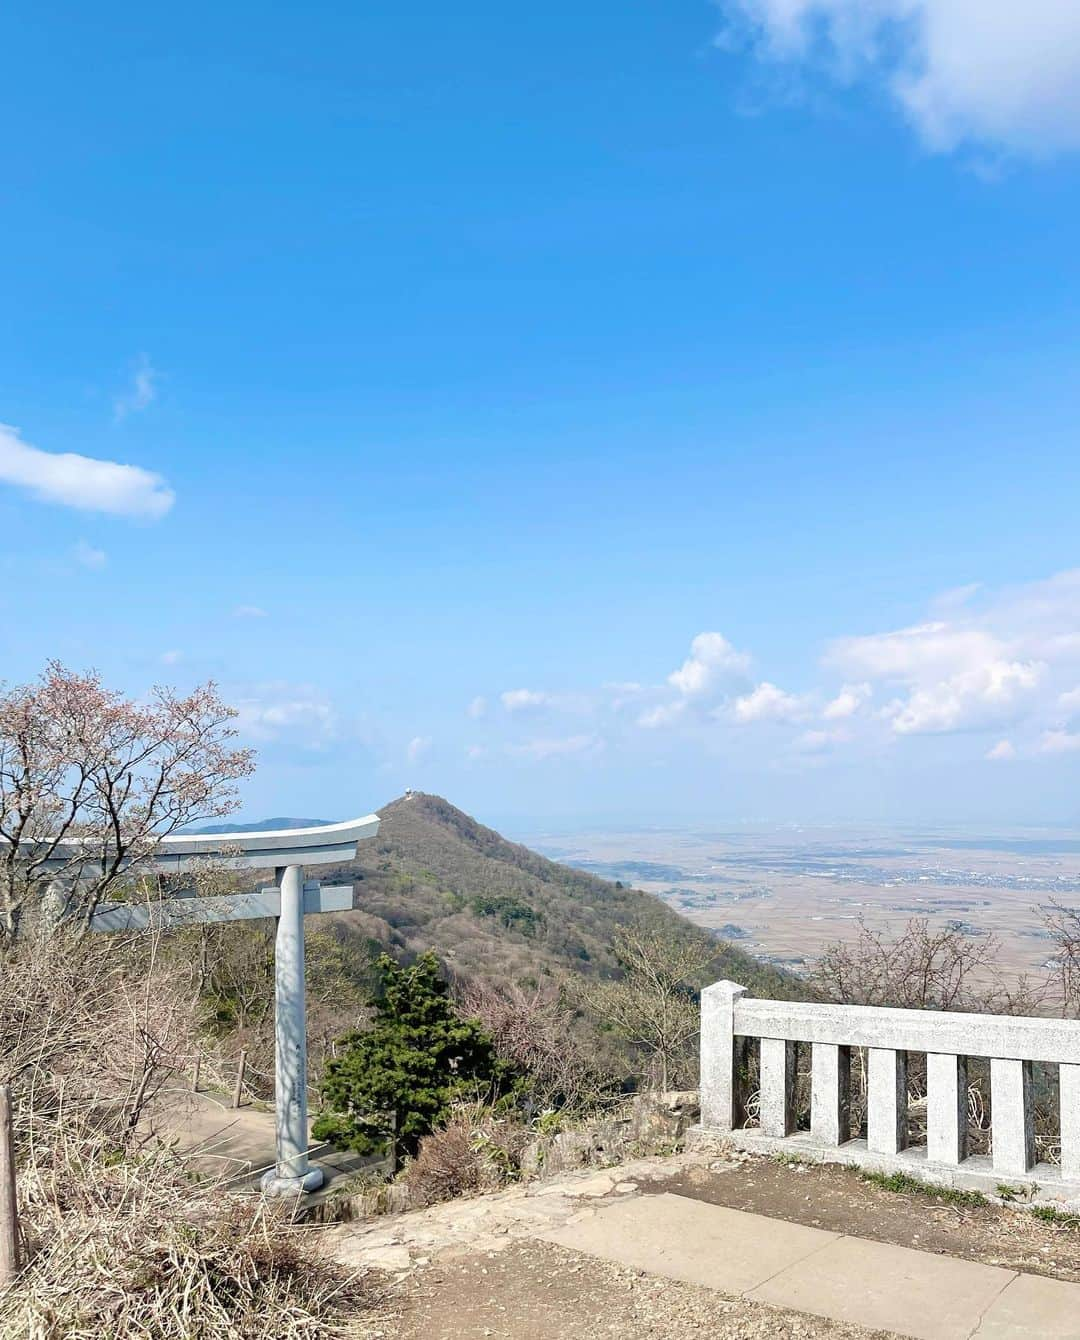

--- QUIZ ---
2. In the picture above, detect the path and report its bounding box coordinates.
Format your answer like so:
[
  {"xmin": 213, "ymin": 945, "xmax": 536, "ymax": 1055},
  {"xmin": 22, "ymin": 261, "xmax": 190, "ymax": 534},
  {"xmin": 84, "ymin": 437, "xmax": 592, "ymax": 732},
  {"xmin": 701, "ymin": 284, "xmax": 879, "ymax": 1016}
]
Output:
[
  {"xmin": 330, "ymin": 1154, "xmax": 1080, "ymax": 1339},
  {"xmin": 144, "ymin": 1086, "xmax": 381, "ymax": 1191},
  {"xmin": 542, "ymin": 1192, "xmax": 1072, "ymax": 1339}
]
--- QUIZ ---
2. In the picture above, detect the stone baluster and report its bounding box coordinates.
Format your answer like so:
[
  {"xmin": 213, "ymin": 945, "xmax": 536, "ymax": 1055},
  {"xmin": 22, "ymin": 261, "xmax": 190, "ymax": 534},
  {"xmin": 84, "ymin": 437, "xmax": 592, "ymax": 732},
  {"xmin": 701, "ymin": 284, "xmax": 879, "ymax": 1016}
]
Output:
[
  {"xmin": 991, "ymin": 1058, "xmax": 1035, "ymax": 1176},
  {"xmin": 760, "ymin": 1038, "xmax": 797, "ymax": 1137},
  {"xmin": 1060, "ymin": 1063, "xmax": 1080, "ymax": 1181},
  {"xmin": 927, "ymin": 1053, "xmax": 968, "ymax": 1165},
  {"xmin": 700, "ymin": 981, "xmax": 749, "ymax": 1132},
  {"xmin": 811, "ymin": 1043, "xmax": 851, "ymax": 1146},
  {"xmin": 867, "ymin": 1048, "xmax": 909, "ymax": 1156}
]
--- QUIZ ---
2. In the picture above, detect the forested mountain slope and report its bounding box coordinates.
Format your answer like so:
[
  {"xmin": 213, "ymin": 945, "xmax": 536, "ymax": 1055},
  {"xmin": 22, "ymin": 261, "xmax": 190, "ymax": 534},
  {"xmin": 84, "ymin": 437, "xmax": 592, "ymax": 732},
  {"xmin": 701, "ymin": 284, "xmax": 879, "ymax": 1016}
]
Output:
[{"xmin": 317, "ymin": 793, "xmax": 800, "ymax": 999}]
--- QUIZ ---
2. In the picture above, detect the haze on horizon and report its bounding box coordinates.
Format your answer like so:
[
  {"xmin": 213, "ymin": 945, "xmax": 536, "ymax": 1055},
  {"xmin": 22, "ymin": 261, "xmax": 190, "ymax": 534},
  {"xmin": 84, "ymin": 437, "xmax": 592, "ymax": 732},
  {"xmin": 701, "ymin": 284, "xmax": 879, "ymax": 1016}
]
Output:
[{"xmin": 4, "ymin": 1, "xmax": 1080, "ymax": 829}]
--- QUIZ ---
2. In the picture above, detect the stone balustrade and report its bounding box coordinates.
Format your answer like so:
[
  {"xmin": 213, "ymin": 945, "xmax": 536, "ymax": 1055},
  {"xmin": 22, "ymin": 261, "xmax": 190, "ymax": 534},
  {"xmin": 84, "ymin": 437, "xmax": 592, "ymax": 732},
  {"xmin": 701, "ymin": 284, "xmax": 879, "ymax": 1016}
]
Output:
[{"xmin": 694, "ymin": 980, "xmax": 1080, "ymax": 1203}]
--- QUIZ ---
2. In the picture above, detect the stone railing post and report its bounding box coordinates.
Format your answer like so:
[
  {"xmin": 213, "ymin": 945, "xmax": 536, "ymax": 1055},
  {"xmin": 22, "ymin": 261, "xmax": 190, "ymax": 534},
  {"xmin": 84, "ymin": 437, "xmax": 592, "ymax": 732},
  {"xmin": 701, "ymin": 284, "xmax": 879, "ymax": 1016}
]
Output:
[
  {"xmin": 1061, "ymin": 1064, "xmax": 1080, "ymax": 1181},
  {"xmin": 991, "ymin": 1058, "xmax": 1035, "ymax": 1176},
  {"xmin": 927, "ymin": 1053, "xmax": 968, "ymax": 1166},
  {"xmin": 811, "ymin": 1043, "xmax": 851, "ymax": 1146},
  {"xmin": 760, "ymin": 1038, "xmax": 797, "ymax": 1137},
  {"xmin": 701, "ymin": 980, "xmax": 748, "ymax": 1132},
  {"xmin": 867, "ymin": 1047, "xmax": 909, "ymax": 1156}
]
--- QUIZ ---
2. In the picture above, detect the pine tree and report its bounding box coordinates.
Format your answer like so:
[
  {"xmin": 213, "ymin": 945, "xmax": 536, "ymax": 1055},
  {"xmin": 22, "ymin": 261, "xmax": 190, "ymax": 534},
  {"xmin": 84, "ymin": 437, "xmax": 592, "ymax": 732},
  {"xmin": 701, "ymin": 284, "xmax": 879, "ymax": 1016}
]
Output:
[{"xmin": 312, "ymin": 951, "xmax": 511, "ymax": 1159}]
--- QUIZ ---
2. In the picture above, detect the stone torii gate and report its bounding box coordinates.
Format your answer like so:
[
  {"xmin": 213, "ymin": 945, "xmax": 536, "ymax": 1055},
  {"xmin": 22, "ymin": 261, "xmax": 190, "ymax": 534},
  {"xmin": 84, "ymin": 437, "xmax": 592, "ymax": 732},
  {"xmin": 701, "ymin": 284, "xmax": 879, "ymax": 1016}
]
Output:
[{"xmin": 86, "ymin": 814, "xmax": 380, "ymax": 1195}]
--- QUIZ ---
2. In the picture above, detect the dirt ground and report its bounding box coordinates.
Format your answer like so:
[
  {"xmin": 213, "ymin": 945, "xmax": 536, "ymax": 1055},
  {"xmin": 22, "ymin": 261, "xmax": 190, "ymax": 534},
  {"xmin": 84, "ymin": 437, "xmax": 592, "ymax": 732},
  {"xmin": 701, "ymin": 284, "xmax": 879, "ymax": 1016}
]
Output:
[
  {"xmin": 386, "ymin": 1238, "xmax": 898, "ymax": 1339},
  {"xmin": 654, "ymin": 1155, "xmax": 1080, "ymax": 1283},
  {"xmin": 343, "ymin": 1150, "xmax": 1080, "ymax": 1337}
]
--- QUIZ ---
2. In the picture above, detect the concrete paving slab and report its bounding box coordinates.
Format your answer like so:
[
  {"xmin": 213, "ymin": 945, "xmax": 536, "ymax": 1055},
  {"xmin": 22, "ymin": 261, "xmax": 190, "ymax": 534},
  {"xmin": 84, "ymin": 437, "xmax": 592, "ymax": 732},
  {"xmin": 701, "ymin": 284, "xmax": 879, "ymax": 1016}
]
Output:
[
  {"xmin": 540, "ymin": 1191, "xmax": 839, "ymax": 1293},
  {"xmin": 749, "ymin": 1233, "xmax": 1015, "ymax": 1340},
  {"xmin": 973, "ymin": 1272, "xmax": 1080, "ymax": 1339}
]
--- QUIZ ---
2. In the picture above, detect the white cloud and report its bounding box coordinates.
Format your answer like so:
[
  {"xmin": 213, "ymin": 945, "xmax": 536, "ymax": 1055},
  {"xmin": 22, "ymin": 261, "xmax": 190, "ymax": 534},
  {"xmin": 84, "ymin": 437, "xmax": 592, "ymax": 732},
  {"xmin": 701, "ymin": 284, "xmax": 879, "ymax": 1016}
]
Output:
[
  {"xmin": 731, "ymin": 681, "xmax": 807, "ymax": 723},
  {"xmin": 465, "ymin": 744, "xmax": 487, "ymax": 760},
  {"xmin": 986, "ymin": 739, "xmax": 1016, "ymax": 761},
  {"xmin": 113, "ymin": 353, "xmax": 158, "ymax": 421},
  {"xmin": 478, "ymin": 568, "xmax": 1080, "ymax": 768},
  {"xmin": 828, "ymin": 620, "xmax": 1043, "ymax": 735},
  {"xmin": 233, "ymin": 605, "xmax": 268, "ymax": 619},
  {"xmin": 513, "ymin": 734, "xmax": 602, "ymax": 761},
  {"xmin": 1040, "ymin": 730, "xmax": 1080, "ymax": 755},
  {"xmin": 829, "ymin": 622, "xmax": 1000, "ymax": 680},
  {"xmin": 160, "ymin": 649, "xmax": 183, "ymax": 666},
  {"xmin": 407, "ymin": 735, "xmax": 431, "ymax": 764},
  {"xmin": 668, "ymin": 631, "xmax": 752, "ymax": 697},
  {"xmin": 890, "ymin": 660, "xmax": 1042, "ymax": 735},
  {"xmin": 931, "ymin": 582, "xmax": 982, "ymax": 612},
  {"xmin": 467, "ymin": 695, "xmax": 488, "ymax": 719},
  {"xmin": 73, "ymin": 539, "xmax": 107, "ymax": 569},
  {"xmin": 234, "ymin": 687, "xmax": 338, "ymax": 749},
  {"xmin": 823, "ymin": 682, "xmax": 871, "ymax": 719},
  {"xmin": 0, "ymin": 423, "xmax": 174, "ymax": 519},
  {"xmin": 606, "ymin": 681, "xmax": 647, "ymax": 713},
  {"xmin": 796, "ymin": 728, "xmax": 844, "ymax": 754},
  {"xmin": 722, "ymin": 0, "xmax": 1080, "ymax": 157},
  {"xmin": 501, "ymin": 688, "xmax": 553, "ymax": 713}
]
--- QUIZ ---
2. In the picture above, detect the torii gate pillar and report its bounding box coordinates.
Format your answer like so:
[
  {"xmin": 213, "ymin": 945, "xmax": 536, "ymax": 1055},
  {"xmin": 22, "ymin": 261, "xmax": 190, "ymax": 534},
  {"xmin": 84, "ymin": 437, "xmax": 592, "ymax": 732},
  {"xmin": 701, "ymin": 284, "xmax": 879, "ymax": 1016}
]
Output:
[
  {"xmin": 83, "ymin": 814, "xmax": 381, "ymax": 1197},
  {"xmin": 269, "ymin": 862, "xmax": 318, "ymax": 1192}
]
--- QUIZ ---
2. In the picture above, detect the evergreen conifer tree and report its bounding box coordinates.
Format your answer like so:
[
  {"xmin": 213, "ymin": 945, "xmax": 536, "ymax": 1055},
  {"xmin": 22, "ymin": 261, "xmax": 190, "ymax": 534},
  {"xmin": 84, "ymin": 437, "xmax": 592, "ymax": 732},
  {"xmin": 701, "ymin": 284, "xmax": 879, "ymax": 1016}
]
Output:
[{"xmin": 313, "ymin": 951, "xmax": 510, "ymax": 1159}]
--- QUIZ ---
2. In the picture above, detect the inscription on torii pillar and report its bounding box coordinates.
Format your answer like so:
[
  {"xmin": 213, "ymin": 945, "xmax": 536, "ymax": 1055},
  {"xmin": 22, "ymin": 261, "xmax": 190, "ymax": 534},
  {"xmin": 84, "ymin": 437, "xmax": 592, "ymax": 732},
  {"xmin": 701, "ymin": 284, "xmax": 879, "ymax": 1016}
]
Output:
[{"xmin": 87, "ymin": 814, "xmax": 380, "ymax": 1195}]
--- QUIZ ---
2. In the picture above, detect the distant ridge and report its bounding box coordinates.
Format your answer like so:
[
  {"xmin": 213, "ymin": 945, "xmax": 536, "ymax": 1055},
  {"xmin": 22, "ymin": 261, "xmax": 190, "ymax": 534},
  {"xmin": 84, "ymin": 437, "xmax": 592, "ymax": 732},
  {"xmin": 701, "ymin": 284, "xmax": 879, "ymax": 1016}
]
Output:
[{"xmin": 185, "ymin": 816, "xmax": 332, "ymax": 835}]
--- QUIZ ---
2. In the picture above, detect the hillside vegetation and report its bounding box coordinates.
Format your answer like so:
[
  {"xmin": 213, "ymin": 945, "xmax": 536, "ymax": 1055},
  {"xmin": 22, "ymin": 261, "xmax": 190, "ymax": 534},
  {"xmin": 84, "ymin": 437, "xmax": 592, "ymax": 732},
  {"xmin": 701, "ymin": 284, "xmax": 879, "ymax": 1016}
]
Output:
[{"xmin": 316, "ymin": 792, "xmax": 798, "ymax": 1000}]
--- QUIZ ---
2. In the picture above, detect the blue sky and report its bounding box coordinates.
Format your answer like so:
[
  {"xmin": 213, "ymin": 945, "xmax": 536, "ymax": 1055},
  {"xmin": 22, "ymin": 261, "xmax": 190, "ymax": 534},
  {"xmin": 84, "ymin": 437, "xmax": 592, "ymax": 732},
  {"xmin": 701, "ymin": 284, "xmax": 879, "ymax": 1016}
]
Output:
[{"xmin": 4, "ymin": 1, "xmax": 1080, "ymax": 828}]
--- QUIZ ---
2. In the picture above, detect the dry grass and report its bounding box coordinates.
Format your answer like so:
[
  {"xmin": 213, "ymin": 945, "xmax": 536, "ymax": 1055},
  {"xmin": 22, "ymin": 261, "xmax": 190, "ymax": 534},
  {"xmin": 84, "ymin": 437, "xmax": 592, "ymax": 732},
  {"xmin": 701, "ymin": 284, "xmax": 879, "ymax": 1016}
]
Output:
[
  {"xmin": 5, "ymin": 1128, "xmax": 380, "ymax": 1339},
  {"xmin": 404, "ymin": 1106, "xmax": 531, "ymax": 1208},
  {"xmin": 0, "ymin": 932, "xmax": 385, "ymax": 1339}
]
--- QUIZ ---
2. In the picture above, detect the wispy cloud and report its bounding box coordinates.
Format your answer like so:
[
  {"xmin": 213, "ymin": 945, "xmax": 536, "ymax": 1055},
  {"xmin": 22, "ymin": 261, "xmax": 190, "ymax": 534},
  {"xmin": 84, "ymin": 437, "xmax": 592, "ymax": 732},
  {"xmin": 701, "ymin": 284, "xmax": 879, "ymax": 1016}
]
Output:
[
  {"xmin": 73, "ymin": 539, "xmax": 107, "ymax": 569},
  {"xmin": 233, "ymin": 685, "xmax": 339, "ymax": 751},
  {"xmin": 501, "ymin": 688, "xmax": 554, "ymax": 713},
  {"xmin": 113, "ymin": 353, "xmax": 158, "ymax": 421},
  {"xmin": 638, "ymin": 700, "xmax": 688, "ymax": 729},
  {"xmin": 0, "ymin": 423, "xmax": 174, "ymax": 519},
  {"xmin": 1040, "ymin": 730, "xmax": 1080, "ymax": 755},
  {"xmin": 407, "ymin": 735, "xmax": 432, "ymax": 764},
  {"xmin": 233, "ymin": 605, "xmax": 268, "ymax": 619}
]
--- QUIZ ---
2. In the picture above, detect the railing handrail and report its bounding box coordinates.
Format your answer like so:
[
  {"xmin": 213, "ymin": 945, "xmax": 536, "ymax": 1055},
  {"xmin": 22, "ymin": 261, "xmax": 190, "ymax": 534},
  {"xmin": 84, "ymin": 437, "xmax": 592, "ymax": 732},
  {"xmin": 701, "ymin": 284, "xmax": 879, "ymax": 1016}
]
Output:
[{"xmin": 726, "ymin": 990, "xmax": 1080, "ymax": 1064}]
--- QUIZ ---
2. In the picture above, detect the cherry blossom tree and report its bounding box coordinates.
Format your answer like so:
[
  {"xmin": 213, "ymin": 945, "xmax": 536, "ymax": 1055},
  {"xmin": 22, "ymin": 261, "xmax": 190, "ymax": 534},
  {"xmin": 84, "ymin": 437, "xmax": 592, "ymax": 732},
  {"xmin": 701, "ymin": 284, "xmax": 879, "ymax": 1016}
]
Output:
[{"xmin": 0, "ymin": 662, "xmax": 254, "ymax": 942}]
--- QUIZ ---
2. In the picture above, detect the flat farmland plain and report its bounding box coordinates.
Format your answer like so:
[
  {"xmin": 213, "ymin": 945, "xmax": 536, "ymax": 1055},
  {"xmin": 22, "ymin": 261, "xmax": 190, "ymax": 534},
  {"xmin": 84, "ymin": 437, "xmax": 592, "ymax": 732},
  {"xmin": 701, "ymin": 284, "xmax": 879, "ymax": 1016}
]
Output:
[{"xmin": 520, "ymin": 825, "xmax": 1080, "ymax": 983}]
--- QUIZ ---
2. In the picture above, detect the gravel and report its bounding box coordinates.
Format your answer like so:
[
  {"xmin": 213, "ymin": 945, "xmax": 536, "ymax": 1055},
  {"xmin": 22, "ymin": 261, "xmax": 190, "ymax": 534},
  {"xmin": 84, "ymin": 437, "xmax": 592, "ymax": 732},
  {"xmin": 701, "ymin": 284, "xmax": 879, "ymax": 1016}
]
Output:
[{"xmin": 385, "ymin": 1239, "xmax": 899, "ymax": 1339}]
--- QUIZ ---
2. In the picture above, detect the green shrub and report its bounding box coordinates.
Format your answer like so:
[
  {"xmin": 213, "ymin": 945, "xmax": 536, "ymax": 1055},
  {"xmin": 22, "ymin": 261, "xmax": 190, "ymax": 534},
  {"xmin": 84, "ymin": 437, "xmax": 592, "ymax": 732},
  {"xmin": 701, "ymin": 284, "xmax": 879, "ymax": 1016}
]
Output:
[
  {"xmin": 313, "ymin": 952, "xmax": 515, "ymax": 1160},
  {"xmin": 469, "ymin": 893, "xmax": 544, "ymax": 936}
]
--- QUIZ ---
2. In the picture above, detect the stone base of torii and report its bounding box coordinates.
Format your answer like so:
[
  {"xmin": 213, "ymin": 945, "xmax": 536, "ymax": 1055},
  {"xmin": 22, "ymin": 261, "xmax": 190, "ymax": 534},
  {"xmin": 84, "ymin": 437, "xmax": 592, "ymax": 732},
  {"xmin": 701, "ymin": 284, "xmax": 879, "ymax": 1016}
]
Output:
[{"xmin": 86, "ymin": 814, "xmax": 381, "ymax": 1195}]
